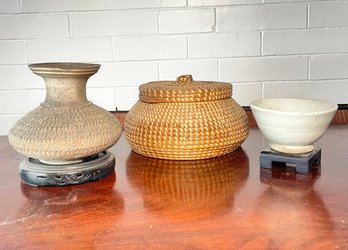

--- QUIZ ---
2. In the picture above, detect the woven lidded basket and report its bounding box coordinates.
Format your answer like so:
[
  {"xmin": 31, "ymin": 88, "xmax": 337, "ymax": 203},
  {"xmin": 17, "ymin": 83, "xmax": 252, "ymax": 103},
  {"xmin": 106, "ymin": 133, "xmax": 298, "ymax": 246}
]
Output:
[{"xmin": 124, "ymin": 75, "xmax": 249, "ymax": 160}]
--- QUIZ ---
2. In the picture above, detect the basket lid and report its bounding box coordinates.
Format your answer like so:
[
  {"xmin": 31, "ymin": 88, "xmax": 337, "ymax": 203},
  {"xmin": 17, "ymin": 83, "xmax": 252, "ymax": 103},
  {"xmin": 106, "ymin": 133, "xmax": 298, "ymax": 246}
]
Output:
[{"xmin": 139, "ymin": 75, "xmax": 232, "ymax": 103}]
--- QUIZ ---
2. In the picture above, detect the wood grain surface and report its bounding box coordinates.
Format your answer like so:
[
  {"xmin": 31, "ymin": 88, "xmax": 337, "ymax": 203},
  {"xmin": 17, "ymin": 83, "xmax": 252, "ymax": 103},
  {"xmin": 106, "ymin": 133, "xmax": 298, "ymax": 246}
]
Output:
[{"xmin": 0, "ymin": 126, "xmax": 348, "ymax": 249}]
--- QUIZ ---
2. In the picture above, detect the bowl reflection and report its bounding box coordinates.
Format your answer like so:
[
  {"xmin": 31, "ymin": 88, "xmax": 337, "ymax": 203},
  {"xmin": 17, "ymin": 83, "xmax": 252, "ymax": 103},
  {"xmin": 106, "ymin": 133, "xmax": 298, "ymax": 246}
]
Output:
[
  {"xmin": 253, "ymin": 167, "xmax": 335, "ymax": 247},
  {"xmin": 126, "ymin": 148, "xmax": 249, "ymax": 220},
  {"xmin": 260, "ymin": 165, "xmax": 321, "ymax": 189}
]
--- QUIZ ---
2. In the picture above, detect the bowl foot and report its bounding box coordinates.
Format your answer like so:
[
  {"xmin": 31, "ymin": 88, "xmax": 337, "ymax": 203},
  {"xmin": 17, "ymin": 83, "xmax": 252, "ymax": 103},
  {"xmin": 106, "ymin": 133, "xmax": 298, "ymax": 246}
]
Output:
[
  {"xmin": 19, "ymin": 151, "xmax": 115, "ymax": 186},
  {"xmin": 260, "ymin": 146, "xmax": 321, "ymax": 175},
  {"xmin": 269, "ymin": 143, "xmax": 314, "ymax": 154}
]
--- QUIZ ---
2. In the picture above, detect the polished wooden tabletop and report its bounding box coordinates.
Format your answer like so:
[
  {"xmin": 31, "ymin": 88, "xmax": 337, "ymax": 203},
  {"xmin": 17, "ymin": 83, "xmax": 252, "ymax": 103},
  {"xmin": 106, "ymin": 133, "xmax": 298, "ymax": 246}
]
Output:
[{"xmin": 0, "ymin": 126, "xmax": 348, "ymax": 249}]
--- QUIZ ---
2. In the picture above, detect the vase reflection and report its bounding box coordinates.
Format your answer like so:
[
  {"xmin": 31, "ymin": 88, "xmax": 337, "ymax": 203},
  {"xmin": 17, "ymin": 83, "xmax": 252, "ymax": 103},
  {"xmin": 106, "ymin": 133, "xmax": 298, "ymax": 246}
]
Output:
[
  {"xmin": 10, "ymin": 172, "xmax": 125, "ymax": 248},
  {"xmin": 126, "ymin": 148, "xmax": 249, "ymax": 220}
]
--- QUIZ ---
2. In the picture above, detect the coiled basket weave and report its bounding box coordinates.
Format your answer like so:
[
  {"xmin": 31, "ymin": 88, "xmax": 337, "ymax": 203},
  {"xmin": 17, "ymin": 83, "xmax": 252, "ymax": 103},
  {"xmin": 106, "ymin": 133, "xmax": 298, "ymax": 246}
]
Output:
[{"xmin": 124, "ymin": 75, "xmax": 249, "ymax": 160}]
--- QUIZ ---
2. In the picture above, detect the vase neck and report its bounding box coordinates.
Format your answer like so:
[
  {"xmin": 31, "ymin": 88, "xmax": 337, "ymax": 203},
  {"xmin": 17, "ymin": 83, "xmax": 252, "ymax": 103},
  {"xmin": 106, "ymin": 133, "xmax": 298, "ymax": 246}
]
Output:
[{"xmin": 42, "ymin": 76, "xmax": 90, "ymax": 107}]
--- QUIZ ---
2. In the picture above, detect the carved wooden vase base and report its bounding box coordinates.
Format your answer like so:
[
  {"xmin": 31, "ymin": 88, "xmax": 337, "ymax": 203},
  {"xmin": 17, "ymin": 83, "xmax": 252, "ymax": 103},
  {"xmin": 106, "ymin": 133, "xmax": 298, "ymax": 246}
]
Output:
[{"xmin": 19, "ymin": 151, "xmax": 115, "ymax": 186}]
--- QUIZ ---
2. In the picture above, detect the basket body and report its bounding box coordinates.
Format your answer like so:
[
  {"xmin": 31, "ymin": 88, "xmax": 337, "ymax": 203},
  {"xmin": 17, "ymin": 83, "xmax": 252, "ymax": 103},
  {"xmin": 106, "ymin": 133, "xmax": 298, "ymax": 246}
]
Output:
[{"xmin": 125, "ymin": 76, "xmax": 248, "ymax": 160}]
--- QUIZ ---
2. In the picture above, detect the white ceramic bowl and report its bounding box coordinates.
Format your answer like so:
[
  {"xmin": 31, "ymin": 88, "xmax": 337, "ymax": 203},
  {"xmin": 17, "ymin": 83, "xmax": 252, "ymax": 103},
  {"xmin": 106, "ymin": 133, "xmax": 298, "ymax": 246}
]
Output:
[{"xmin": 250, "ymin": 98, "xmax": 338, "ymax": 154}]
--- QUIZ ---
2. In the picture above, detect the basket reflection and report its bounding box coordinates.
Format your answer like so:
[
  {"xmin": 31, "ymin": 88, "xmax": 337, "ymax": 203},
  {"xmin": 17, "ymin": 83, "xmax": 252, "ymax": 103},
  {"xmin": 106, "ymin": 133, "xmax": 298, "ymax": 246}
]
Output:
[{"xmin": 126, "ymin": 148, "xmax": 249, "ymax": 219}]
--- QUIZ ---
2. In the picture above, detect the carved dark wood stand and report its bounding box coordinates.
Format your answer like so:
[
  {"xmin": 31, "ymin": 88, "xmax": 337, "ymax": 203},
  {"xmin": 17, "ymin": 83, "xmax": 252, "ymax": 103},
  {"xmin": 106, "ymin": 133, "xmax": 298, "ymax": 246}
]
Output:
[
  {"xmin": 260, "ymin": 146, "xmax": 321, "ymax": 175},
  {"xmin": 19, "ymin": 151, "xmax": 115, "ymax": 186}
]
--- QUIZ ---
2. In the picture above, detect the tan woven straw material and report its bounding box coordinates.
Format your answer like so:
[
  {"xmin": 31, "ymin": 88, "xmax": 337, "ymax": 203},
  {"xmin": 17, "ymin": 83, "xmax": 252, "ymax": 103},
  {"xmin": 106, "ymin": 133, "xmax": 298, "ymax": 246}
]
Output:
[
  {"xmin": 139, "ymin": 74, "xmax": 232, "ymax": 103},
  {"xmin": 125, "ymin": 75, "xmax": 249, "ymax": 160}
]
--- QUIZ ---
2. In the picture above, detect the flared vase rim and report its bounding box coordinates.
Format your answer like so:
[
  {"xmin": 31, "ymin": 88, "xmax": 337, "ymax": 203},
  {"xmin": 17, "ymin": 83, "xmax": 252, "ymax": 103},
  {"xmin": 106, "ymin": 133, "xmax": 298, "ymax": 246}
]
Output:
[{"xmin": 28, "ymin": 62, "xmax": 101, "ymax": 76}]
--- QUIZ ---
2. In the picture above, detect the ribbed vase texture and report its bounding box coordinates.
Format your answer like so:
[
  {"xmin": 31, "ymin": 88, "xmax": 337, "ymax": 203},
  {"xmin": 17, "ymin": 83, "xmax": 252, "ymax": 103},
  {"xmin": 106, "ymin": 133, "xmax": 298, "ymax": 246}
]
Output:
[{"xmin": 9, "ymin": 63, "xmax": 122, "ymax": 162}]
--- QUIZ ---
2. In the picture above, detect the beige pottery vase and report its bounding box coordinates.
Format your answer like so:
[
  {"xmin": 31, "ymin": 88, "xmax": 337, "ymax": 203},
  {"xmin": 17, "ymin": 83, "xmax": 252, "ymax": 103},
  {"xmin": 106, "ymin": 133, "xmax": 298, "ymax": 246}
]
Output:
[{"xmin": 9, "ymin": 62, "xmax": 122, "ymax": 164}]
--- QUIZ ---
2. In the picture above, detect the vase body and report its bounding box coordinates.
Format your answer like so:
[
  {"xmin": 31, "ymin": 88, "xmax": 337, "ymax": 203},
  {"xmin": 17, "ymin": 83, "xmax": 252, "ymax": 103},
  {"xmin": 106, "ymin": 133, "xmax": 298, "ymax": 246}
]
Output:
[{"xmin": 9, "ymin": 63, "xmax": 122, "ymax": 163}]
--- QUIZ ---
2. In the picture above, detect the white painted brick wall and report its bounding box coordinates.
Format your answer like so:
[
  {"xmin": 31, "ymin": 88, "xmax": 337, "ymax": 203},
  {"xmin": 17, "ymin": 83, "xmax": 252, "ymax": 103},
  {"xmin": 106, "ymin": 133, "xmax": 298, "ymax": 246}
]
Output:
[
  {"xmin": 22, "ymin": 0, "xmax": 109, "ymax": 12},
  {"xmin": 232, "ymin": 83, "xmax": 262, "ymax": 108},
  {"xmin": 159, "ymin": 9, "xmax": 215, "ymax": 34},
  {"xmin": 0, "ymin": 91, "xmax": 29, "ymax": 114},
  {"xmin": 0, "ymin": 65, "xmax": 41, "ymax": 90},
  {"xmin": 263, "ymin": 28, "xmax": 348, "ymax": 55},
  {"xmin": 71, "ymin": 11, "xmax": 158, "ymax": 37},
  {"xmin": 220, "ymin": 56, "xmax": 307, "ymax": 82},
  {"xmin": 0, "ymin": 0, "xmax": 348, "ymax": 135},
  {"xmin": 110, "ymin": 0, "xmax": 186, "ymax": 9},
  {"xmin": 114, "ymin": 35, "xmax": 187, "ymax": 61},
  {"xmin": 0, "ymin": 41, "xmax": 25, "ymax": 64},
  {"xmin": 0, "ymin": 115, "xmax": 24, "ymax": 136},
  {"xmin": 189, "ymin": 33, "xmax": 260, "ymax": 58},
  {"xmin": 309, "ymin": 1, "xmax": 348, "ymax": 28},
  {"xmin": 0, "ymin": 0, "xmax": 20, "ymax": 14},
  {"xmin": 159, "ymin": 59, "xmax": 218, "ymax": 81},
  {"xmin": 0, "ymin": 14, "xmax": 69, "ymax": 39},
  {"xmin": 115, "ymin": 87, "xmax": 139, "ymax": 111},
  {"xmin": 264, "ymin": 80, "xmax": 348, "ymax": 104},
  {"xmin": 26, "ymin": 38, "xmax": 113, "ymax": 63},
  {"xmin": 88, "ymin": 62, "xmax": 158, "ymax": 87},
  {"xmin": 28, "ymin": 89, "xmax": 45, "ymax": 110},
  {"xmin": 264, "ymin": 0, "xmax": 308, "ymax": 3},
  {"xmin": 310, "ymin": 55, "xmax": 348, "ymax": 80},
  {"xmin": 86, "ymin": 87, "xmax": 116, "ymax": 111},
  {"xmin": 188, "ymin": 0, "xmax": 260, "ymax": 6},
  {"xmin": 216, "ymin": 4, "xmax": 306, "ymax": 32}
]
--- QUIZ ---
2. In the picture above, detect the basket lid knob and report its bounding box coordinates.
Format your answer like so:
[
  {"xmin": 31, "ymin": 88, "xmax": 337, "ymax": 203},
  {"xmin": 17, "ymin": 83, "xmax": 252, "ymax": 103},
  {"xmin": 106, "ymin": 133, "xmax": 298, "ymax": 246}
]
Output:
[{"xmin": 176, "ymin": 75, "xmax": 193, "ymax": 83}]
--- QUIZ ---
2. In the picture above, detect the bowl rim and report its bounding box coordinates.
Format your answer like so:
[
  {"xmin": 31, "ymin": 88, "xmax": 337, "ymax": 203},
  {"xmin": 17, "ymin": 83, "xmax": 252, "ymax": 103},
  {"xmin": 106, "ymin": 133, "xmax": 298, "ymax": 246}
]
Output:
[{"xmin": 250, "ymin": 98, "xmax": 338, "ymax": 116}]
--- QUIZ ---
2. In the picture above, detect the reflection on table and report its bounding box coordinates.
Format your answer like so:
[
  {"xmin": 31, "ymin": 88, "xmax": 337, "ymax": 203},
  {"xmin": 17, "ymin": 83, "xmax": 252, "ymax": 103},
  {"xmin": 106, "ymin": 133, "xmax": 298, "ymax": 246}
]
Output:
[
  {"xmin": 126, "ymin": 148, "xmax": 249, "ymax": 220},
  {"xmin": 12, "ymin": 172, "xmax": 125, "ymax": 249}
]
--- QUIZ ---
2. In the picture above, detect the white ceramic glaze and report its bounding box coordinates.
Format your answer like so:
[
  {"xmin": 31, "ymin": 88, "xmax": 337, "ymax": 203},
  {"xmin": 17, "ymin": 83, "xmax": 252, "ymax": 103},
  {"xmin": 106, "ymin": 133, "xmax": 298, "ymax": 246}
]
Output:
[{"xmin": 250, "ymin": 98, "xmax": 338, "ymax": 154}]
